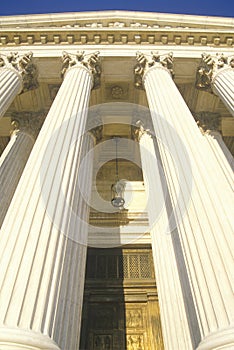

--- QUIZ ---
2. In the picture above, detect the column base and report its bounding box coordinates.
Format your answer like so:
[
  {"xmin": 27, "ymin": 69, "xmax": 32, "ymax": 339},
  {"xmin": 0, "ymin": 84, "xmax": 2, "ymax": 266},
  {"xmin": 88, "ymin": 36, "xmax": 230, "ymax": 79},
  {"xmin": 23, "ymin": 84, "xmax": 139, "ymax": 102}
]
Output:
[
  {"xmin": 197, "ymin": 325, "xmax": 234, "ymax": 350},
  {"xmin": 0, "ymin": 327, "xmax": 60, "ymax": 350}
]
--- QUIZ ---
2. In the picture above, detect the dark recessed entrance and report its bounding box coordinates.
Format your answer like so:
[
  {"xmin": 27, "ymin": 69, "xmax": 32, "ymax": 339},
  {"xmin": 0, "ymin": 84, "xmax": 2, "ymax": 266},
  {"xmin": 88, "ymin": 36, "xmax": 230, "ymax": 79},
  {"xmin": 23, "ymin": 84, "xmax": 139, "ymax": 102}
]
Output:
[{"xmin": 79, "ymin": 247, "xmax": 164, "ymax": 350}]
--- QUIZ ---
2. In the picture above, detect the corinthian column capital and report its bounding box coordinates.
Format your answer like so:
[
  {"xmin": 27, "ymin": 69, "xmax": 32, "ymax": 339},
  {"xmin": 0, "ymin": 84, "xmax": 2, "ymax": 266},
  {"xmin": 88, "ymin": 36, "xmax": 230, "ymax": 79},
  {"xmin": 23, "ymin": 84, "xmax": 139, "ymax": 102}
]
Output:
[
  {"xmin": 134, "ymin": 51, "xmax": 174, "ymax": 89},
  {"xmin": 0, "ymin": 51, "xmax": 38, "ymax": 93},
  {"xmin": 195, "ymin": 52, "xmax": 234, "ymax": 91},
  {"xmin": 61, "ymin": 50, "xmax": 101, "ymax": 89},
  {"xmin": 131, "ymin": 120, "xmax": 152, "ymax": 142},
  {"xmin": 193, "ymin": 111, "xmax": 221, "ymax": 134},
  {"xmin": 10, "ymin": 110, "xmax": 46, "ymax": 138},
  {"xmin": 89, "ymin": 125, "xmax": 103, "ymax": 143}
]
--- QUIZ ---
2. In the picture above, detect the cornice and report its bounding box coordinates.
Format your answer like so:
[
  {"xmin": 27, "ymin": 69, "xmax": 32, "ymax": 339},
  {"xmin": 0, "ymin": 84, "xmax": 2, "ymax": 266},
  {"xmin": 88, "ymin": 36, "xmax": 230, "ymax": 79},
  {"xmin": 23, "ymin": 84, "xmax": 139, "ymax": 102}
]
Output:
[{"xmin": 0, "ymin": 11, "xmax": 233, "ymax": 29}]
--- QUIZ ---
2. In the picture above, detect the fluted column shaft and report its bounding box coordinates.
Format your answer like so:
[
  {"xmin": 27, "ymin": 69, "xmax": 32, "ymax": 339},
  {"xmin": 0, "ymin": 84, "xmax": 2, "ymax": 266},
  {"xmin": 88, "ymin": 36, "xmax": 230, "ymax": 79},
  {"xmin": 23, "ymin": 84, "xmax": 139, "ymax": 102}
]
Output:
[
  {"xmin": 0, "ymin": 52, "xmax": 98, "ymax": 350},
  {"xmin": 212, "ymin": 68, "xmax": 234, "ymax": 116},
  {"xmin": 0, "ymin": 67, "xmax": 22, "ymax": 118},
  {"xmin": 0, "ymin": 129, "xmax": 34, "ymax": 228},
  {"xmin": 204, "ymin": 130, "xmax": 234, "ymax": 188},
  {"xmin": 139, "ymin": 131, "xmax": 194, "ymax": 350},
  {"xmin": 140, "ymin": 56, "xmax": 234, "ymax": 349},
  {"xmin": 194, "ymin": 111, "xmax": 234, "ymax": 188},
  {"xmin": 52, "ymin": 131, "xmax": 95, "ymax": 350}
]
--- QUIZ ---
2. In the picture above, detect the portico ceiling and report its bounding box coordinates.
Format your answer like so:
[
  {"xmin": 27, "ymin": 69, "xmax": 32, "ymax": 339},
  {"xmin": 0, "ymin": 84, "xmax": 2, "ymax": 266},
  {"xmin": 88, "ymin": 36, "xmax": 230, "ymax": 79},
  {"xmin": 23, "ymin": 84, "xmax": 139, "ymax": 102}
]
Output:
[{"xmin": 0, "ymin": 11, "xmax": 233, "ymax": 153}]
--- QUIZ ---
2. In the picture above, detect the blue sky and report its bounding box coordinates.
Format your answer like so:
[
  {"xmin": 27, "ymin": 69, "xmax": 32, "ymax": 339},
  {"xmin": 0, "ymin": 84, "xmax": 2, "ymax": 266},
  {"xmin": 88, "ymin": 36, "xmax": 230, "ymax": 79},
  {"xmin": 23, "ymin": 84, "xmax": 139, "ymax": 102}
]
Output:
[{"xmin": 0, "ymin": 0, "xmax": 234, "ymax": 17}]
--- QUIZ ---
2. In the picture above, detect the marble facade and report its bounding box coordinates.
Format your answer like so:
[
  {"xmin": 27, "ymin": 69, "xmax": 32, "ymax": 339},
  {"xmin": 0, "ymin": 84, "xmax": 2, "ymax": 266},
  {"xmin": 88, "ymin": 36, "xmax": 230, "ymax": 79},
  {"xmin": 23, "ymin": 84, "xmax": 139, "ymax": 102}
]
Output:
[{"xmin": 0, "ymin": 10, "xmax": 233, "ymax": 350}]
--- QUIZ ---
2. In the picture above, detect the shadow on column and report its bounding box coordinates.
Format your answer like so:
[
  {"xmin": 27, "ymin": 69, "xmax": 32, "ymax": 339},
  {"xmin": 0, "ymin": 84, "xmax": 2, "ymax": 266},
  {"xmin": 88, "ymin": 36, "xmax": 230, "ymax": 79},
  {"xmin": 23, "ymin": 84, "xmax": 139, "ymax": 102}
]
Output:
[{"xmin": 152, "ymin": 136, "xmax": 201, "ymax": 348}]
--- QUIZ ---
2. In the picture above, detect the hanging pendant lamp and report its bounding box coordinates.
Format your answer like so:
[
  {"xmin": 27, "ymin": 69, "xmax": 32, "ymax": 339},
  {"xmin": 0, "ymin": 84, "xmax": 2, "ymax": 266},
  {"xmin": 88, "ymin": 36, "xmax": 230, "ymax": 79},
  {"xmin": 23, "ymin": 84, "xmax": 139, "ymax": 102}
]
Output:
[{"xmin": 111, "ymin": 137, "xmax": 125, "ymax": 208}]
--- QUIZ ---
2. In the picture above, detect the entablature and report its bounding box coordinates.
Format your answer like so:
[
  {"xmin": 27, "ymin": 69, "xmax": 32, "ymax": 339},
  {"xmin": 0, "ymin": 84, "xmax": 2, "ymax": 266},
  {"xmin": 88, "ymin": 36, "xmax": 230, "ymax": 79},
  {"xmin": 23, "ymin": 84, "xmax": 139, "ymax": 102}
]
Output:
[{"xmin": 0, "ymin": 11, "xmax": 233, "ymax": 48}]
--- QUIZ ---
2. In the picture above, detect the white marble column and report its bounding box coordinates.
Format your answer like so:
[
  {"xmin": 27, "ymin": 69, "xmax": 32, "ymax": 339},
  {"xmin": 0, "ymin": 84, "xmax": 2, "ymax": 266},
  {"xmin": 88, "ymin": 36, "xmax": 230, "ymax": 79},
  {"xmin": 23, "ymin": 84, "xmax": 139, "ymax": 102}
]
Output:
[
  {"xmin": 0, "ymin": 52, "xmax": 38, "ymax": 119},
  {"xmin": 196, "ymin": 53, "xmax": 234, "ymax": 116},
  {"xmin": 51, "ymin": 130, "xmax": 95, "ymax": 350},
  {"xmin": 194, "ymin": 111, "xmax": 234, "ymax": 188},
  {"xmin": 0, "ymin": 51, "xmax": 100, "ymax": 350},
  {"xmin": 0, "ymin": 113, "xmax": 45, "ymax": 228},
  {"xmin": 136, "ymin": 126, "xmax": 195, "ymax": 350},
  {"xmin": 135, "ymin": 52, "xmax": 234, "ymax": 350}
]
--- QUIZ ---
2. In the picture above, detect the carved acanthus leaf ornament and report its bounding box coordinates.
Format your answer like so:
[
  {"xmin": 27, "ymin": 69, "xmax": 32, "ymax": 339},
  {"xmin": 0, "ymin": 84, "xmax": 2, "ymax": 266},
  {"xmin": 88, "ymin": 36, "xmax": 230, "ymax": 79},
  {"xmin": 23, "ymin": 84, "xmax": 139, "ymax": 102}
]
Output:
[
  {"xmin": 134, "ymin": 51, "xmax": 174, "ymax": 89},
  {"xmin": 195, "ymin": 53, "xmax": 234, "ymax": 91},
  {"xmin": 193, "ymin": 111, "xmax": 221, "ymax": 133},
  {"xmin": 61, "ymin": 50, "xmax": 101, "ymax": 89},
  {"xmin": 0, "ymin": 51, "xmax": 38, "ymax": 93},
  {"xmin": 11, "ymin": 110, "xmax": 46, "ymax": 138}
]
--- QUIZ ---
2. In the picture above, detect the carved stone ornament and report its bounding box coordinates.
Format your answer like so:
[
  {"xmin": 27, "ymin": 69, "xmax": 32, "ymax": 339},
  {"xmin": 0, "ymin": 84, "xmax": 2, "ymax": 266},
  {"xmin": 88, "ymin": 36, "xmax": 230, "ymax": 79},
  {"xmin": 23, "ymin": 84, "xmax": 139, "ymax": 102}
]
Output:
[
  {"xmin": 10, "ymin": 110, "xmax": 46, "ymax": 138},
  {"xmin": 193, "ymin": 111, "xmax": 221, "ymax": 133},
  {"xmin": 127, "ymin": 334, "xmax": 144, "ymax": 350},
  {"xmin": 126, "ymin": 309, "xmax": 143, "ymax": 328},
  {"xmin": 195, "ymin": 53, "xmax": 234, "ymax": 91},
  {"xmin": 61, "ymin": 50, "xmax": 101, "ymax": 89},
  {"xmin": 0, "ymin": 51, "xmax": 38, "ymax": 93},
  {"xmin": 131, "ymin": 120, "xmax": 152, "ymax": 142},
  {"xmin": 134, "ymin": 51, "xmax": 174, "ymax": 89},
  {"xmin": 89, "ymin": 125, "xmax": 103, "ymax": 143},
  {"xmin": 111, "ymin": 85, "xmax": 123, "ymax": 99}
]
